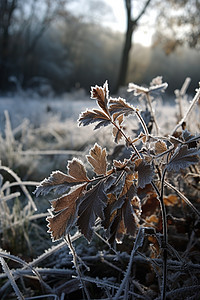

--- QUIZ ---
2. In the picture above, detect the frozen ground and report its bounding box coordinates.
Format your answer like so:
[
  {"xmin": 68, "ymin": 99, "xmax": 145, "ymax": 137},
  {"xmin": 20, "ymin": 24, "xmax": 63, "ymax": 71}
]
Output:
[
  {"xmin": 0, "ymin": 91, "xmax": 97, "ymax": 129},
  {"xmin": 0, "ymin": 91, "xmax": 198, "ymax": 136}
]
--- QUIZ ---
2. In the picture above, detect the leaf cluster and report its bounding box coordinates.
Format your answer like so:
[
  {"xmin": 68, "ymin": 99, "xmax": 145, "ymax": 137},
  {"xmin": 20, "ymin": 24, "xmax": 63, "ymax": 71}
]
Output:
[{"xmin": 35, "ymin": 81, "xmax": 200, "ymax": 245}]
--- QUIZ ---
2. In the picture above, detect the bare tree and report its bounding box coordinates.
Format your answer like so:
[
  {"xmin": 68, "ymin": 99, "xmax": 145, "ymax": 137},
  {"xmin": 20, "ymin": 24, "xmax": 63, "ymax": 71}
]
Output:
[{"xmin": 115, "ymin": 0, "xmax": 152, "ymax": 92}]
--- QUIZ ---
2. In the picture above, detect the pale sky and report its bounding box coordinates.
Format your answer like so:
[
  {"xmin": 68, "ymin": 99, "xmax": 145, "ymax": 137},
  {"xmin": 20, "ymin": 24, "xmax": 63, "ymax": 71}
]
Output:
[
  {"xmin": 67, "ymin": 0, "xmax": 155, "ymax": 47},
  {"xmin": 103, "ymin": 0, "xmax": 155, "ymax": 47}
]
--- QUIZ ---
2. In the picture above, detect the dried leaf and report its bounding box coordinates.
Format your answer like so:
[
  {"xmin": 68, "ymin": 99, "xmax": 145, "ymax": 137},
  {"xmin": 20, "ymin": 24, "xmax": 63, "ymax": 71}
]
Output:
[
  {"xmin": 107, "ymin": 175, "xmax": 139, "ymax": 243},
  {"xmin": 135, "ymin": 159, "xmax": 154, "ymax": 188},
  {"xmin": 102, "ymin": 193, "xmax": 117, "ymax": 230},
  {"xmin": 167, "ymin": 145, "xmax": 200, "ymax": 172},
  {"xmin": 87, "ymin": 143, "xmax": 108, "ymax": 175},
  {"xmin": 67, "ymin": 158, "xmax": 89, "ymax": 182},
  {"xmin": 34, "ymin": 159, "xmax": 89, "ymax": 196},
  {"xmin": 164, "ymin": 194, "xmax": 179, "ymax": 206},
  {"xmin": 90, "ymin": 81, "xmax": 109, "ymax": 113},
  {"xmin": 34, "ymin": 171, "xmax": 81, "ymax": 196},
  {"xmin": 112, "ymin": 126, "xmax": 123, "ymax": 144},
  {"xmin": 141, "ymin": 192, "xmax": 159, "ymax": 217},
  {"xmin": 109, "ymin": 98, "xmax": 135, "ymax": 118},
  {"xmin": 47, "ymin": 184, "xmax": 86, "ymax": 241},
  {"xmin": 77, "ymin": 180, "xmax": 108, "ymax": 241},
  {"xmin": 145, "ymin": 214, "xmax": 159, "ymax": 224},
  {"xmin": 78, "ymin": 109, "xmax": 111, "ymax": 130},
  {"xmin": 155, "ymin": 140, "xmax": 167, "ymax": 154}
]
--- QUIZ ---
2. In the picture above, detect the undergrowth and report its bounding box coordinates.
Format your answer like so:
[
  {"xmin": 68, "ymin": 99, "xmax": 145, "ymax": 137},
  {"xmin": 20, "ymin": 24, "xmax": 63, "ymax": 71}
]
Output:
[{"xmin": 0, "ymin": 77, "xmax": 200, "ymax": 300}]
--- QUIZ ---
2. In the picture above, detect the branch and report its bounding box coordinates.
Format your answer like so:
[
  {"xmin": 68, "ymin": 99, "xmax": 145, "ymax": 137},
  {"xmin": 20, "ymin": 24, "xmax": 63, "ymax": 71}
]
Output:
[{"xmin": 135, "ymin": 0, "xmax": 152, "ymax": 23}]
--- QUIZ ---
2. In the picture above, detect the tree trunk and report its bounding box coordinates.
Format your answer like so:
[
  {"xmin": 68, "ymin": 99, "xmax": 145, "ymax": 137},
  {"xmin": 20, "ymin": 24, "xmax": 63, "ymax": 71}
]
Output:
[
  {"xmin": 114, "ymin": 0, "xmax": 151, "ymax": 93},
  {"xmin": 115, "ymin": 21, "xmax": 136, "ymax": 93}
]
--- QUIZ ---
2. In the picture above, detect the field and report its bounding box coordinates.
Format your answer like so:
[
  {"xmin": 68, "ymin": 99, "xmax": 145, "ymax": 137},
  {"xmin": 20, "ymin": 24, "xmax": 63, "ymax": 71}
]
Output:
[{"xmin": 0, "ymin": 79, "xmax": 200, "ymax": 300}]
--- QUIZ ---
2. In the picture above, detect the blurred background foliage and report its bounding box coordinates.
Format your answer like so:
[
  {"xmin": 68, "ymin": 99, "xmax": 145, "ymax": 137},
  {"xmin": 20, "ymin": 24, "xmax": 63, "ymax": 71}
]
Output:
[{"xmin": 0, "ymin": 0, "xmax": 199, "ymax": 96}]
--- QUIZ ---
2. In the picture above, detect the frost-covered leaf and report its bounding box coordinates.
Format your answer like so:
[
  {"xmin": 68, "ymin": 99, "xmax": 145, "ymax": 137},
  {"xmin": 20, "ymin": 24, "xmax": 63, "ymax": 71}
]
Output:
[
  {"xmin": 67, "ymin": 158, "xmax": 89, "ymax": 182},
  {"xmin": 149, "ymin": 82, "xmax": 168, "ymax": 93},
  {"xmin": 112, "ymin": 126, "xmax": 124, "ymax": 144},
  {"xmin": 182, "ymin": 130, "xmax": 200, "ymax": 146},
  {"xmin": 135, "ymin": 158, "xmax": 154, "ymax": 188},
  {"xmin": 87, "ymin": 143, "xmax": 108, "ymax": 175},
  {"xmin": 167, "ymin": 145, "xmax": 200, "ymax": 172},
  {"xmin": 112, "ymin": 115, "xmax": 124, "ymax": 143},
  {"xmin": 104, "ymin": 174, "xmax": 139, "ymax": 243},
  {"xmin": 109, "ymin": 98, "xmax": 135, "ymax": 118},
  {"xmin": 34, "ymin": 171, "xmax": 81, "ymax": 196},
  {"xmin": 90, "ymin": 81, "xmax": 109, "ymax": 113},
  {"xmin": 77, "ymin": 180, "xmax": 108, "ymax": 241},
  {"xmin": 108, "ymin": 186, "xmax": 140, "ymax": 243},
  {"xmin": 128, "ymin": 81, "xmax": 168, "ymax": 96},
  {"xmin": 34, "ymin": 159, "xmax": 89, "ymax": 196},
  {"xmin": 127, "ymin": 83, "xmax": 149, "ymax": 95},
  {"xmin": 78, "ymin": 109, "xmax": 111, "ymax": 129},
  {"xmin": 47, "ymin": 184, "xmax": 87, "ymax": 241},
  {"xmin": 155, "ymin": 140, "xmax": 167, "ymax": 154}
]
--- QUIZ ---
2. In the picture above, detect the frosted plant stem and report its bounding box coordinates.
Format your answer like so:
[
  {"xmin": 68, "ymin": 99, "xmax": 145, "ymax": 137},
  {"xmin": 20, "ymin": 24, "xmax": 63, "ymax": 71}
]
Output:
[
  {"xmin": 175, "ymin": 77, "xmax": 191, "ymax": 120},
  {"xmin": 114, "ymin": 227, "xmax": 144, "ymax": 300},
  {"xmin": 151, "ymin": 168, "xmax": 168, "ymax": 300},
  {"xmin": 0, "ymin": 257, "xmax": 24, "ymax": 300},
  {"xmin": 171, "ymin": 85, "xmax": 200, "ymax": 135},
  {"xmin": 146, "ymin": 92, "xmax": 159, "ymax": 135},
  {"xmin": 135, "ymin": 109, "xmax": 150, "ymax": 138},
  {"xmin": 65, "ymin": 234, "xmax": 91, "ymax": 300},
  {"xmin": 0, "ymin": 166, "xmax": 37, "ymax": 211}
]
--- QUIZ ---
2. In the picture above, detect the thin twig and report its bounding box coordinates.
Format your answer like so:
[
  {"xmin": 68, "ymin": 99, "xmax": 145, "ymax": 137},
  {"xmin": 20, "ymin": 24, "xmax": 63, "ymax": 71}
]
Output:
[
  {"xmin": 65, "ymin": 234, "xmax": 91, "ymax": 300},
  {"xmin": 171, "ymin": 86, "xmax": 200, "ymax": 135}
]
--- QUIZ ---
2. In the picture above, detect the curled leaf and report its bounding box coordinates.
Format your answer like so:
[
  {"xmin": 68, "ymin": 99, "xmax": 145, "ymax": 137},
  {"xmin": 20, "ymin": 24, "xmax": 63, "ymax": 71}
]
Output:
[{"xmin": 91, "ymin": 81, "xmax": 109, "ymax": 113}]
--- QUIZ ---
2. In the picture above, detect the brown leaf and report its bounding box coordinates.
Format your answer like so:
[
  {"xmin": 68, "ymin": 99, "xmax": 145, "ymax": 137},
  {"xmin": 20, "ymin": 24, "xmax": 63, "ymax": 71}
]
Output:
[
  {"xmin": 87, "ymin": 143, "xmax": 108, "ymax": 175},
  {"xmin": 34, "ymin": 170, "xmax": 84, "ymax": 196},
  {"xmin": 67, "ymin": 158, "xmax": 89, "ymax": 182},
  {"xmin": 90, "ymin": 81, "xmax": 109, "ymax": 113},
  {"xmin": 155, "ymin": 140, "xmax": 167, "ymax": 154},
  {"xmin": 109, "ymin": 97, "xmax": 135, "ymax": 118},
  {"xmin": 164, "ymin": 194, "xmax": 179, "ymax": 206},
  {"xmin": 78, "ymin": 109, "xmax": 111, "ymax": 130},
  {"xmin": 112, "ymin": 126, "xmax": 123, "ymax": 144},
  {"xmin": 47, "ymin": 184, "xmax": 87, "ymax": 241},
  {"xmin": 102, "ymin": 193, "xmax": 117, "ymax": 230},
  {"xmin": 107, "ymin": 176, "xmax": 139, "ymax": 243},
  {"xmin": 141, "ymin": 192, "xmax": 159, "ymax": 217}
]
